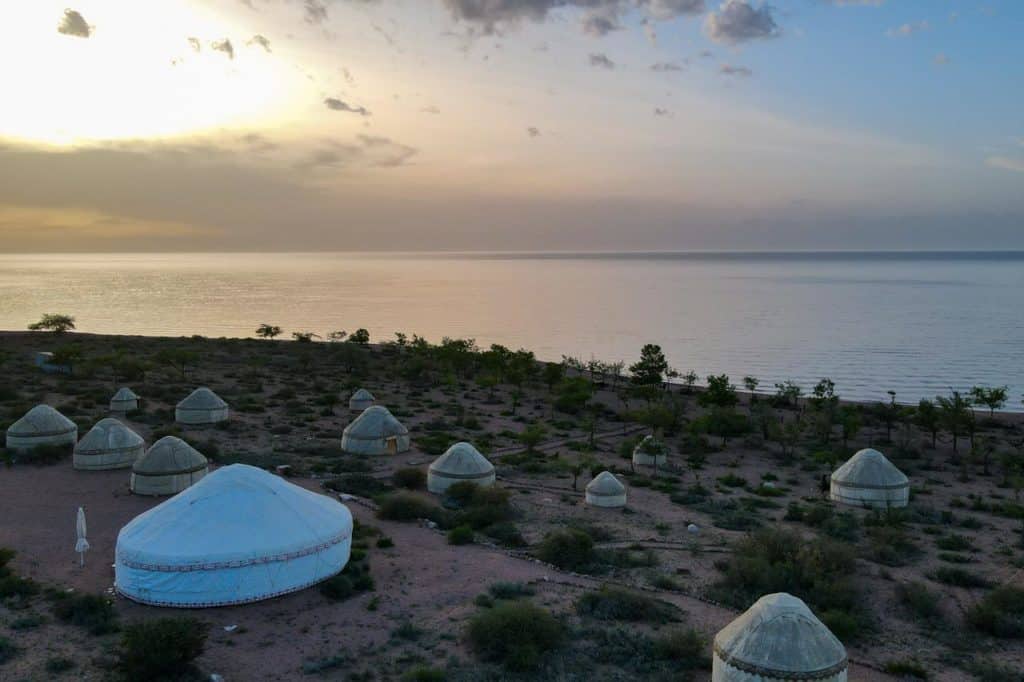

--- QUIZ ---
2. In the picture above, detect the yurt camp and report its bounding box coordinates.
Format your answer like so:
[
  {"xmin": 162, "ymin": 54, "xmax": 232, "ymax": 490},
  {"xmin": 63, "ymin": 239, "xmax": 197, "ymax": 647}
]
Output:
[
  {"xmin": 5, "ymin": 404, "xmax": 77, "ymax": 452},
  {"xmin": 349, "ymin": 388, "xmax": 376, "ymax": 411},
  {"xmin": 585, "ymin": 471, "xmax": 627, "ymax": 508},
  {"xmin": 73, "ymin": 418, "xmax": 145, "ymax": 470},
  {"xmin": 713, "ymin": 593, "xmax": 848, "ymax": 682},
  {"xmin": 109, "ymin": 387, "xmax": 139, "ymax": 412},
  {"xmin": 116, "ymin": 464, "xmax": 353, "ymax": 607},
  {"xmin": 830, "ymin": 448, "xmax": 909, "ymax": 509},
  {"xmin": 341, "ymin": 405, "xmax": 410, "ymax": 455},
  {"xmin": 427, "ymin": 442, "xmax": 495, "ymax": 494},
  {"xmin": 632, "ymin": 435, "xmax": 668, "ymax": 467},
  {"xmin": 175, "ymin": 387, "xmax": 229, "ymax": 425},
  {"xmin": 130, "ymin": 436, "xmax": 209, "ymax": 496}
]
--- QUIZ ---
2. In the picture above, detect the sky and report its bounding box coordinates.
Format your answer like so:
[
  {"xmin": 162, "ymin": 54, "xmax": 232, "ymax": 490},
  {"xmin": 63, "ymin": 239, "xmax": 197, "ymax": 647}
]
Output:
[{"xmin": 0, "ymin": 0, "xmax": 1021, "ymax": 252}]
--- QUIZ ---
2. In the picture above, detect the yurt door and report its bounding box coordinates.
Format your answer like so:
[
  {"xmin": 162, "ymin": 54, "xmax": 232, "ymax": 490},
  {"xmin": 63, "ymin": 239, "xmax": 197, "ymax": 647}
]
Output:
[{"xmin": 386, "ymin": 437, "xmax": 398, "ymax": 455}]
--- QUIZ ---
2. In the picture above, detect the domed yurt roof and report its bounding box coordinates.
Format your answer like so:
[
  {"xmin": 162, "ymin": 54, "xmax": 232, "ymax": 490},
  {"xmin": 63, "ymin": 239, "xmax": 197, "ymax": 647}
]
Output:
[
  {"xmin": 7, "ymin": 405, "xmax": 76, "ymax": 437},
  {"xmin": 586, "ymin": 471, "xmax": 626, "ymax": 496},
  {"xmin": 116, "ymin": 464, "xmax": 353, "ymax": 607},
  {"xmin": 634, "ymin": 435, "xmax": 668, "ymax": 454},
  {"xmin": 831, "ymin": 448, "xmax": 908, "ymax": 489},
  {"xmin": 177, "ymin": 387, "xmax": 227, "ymax": 411},
  {"xmin": 112, "ymin": 387, "xmax": 139, "ymax": 402},
  {"xmin": 430, "ymin": 442, "xmax": 494, "ymax": 478},
  {"xmin": 75, "ymin": 418, "xmax": 144, "ymax": 454},
  {"xmin": 344, "ymin": 406, "xmax": 408, "ymax": 438},
  {"xmin": 134, "ymin": 436, "xmax": 208, "ymax": 475},
  {"xmin": 714, "ymin": 593, "xmax": 847, "ymax": 680},
  {"xmin": 351, "ymin": 388, "xmax": 375, "ymax": 402}
]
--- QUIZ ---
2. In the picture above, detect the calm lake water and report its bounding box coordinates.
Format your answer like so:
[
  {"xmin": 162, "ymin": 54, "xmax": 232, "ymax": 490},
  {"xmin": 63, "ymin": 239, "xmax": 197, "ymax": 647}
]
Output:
[{"xmin": 1, "ymin": 251, "xmax": 1022, "ymax": 408}]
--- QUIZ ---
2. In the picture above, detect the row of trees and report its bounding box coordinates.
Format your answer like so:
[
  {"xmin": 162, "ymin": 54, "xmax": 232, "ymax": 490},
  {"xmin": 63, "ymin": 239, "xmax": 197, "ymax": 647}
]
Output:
[{"xmin": 255, "ymin": 324, "xmax": 370, "ymax": 344}]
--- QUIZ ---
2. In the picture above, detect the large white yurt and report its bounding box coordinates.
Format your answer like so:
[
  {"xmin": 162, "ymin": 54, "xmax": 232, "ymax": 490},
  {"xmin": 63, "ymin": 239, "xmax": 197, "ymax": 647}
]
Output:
[
  {"xmin": 110, "ymin": 387, "xmax": 139, "ymax": 412},
  {"xmin": 632, "ymin": 435, "xmax": 668, "ymax": 467},
  {"xmin": 175, "ymin": 387, "xmax": 229, "ymax": 425},
  {"xmin": 713, "ymin": 593, "xmax": 848, "ymax": 682},
  {"xmin": 428, "ymin": 442, "xmax": 495, "ymax": 494},
  {"xmin": 585, "ymin": 471, "xmax": 627, "ymax": 508},
  {"xmin": 116, "ymin": 464, "xmax": 353, "ymax": 607},
  {"xmin": 73, "ymin": 418, "xmax": 145, "ymax": 470},
  {"xmin": 341, "ymin": 406, "xmax": 410, "ymax": 455},
  {"xmin": 349, "ymin": 388, "xmax": 376, "ymax": 411},
  {"xmin": 830, "ymin": 448, "xmax": 909, "ymax": 509},
  {"xmin": 5, "ymin": 405, "xmax": 77, "ymax": 452},
  {"xmin": 130, "ymin": 436, "xmax": 209, "ymax": 496}
]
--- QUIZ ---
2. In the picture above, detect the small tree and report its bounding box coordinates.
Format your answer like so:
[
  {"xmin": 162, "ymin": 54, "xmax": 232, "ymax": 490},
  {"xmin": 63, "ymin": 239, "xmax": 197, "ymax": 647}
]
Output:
[
  {"xmin": 517, "ymin": 425, "xmax": 546, "ymax": 454},
  {"xmin": 682, "ymin": 370, "xmax": 698, "ymax": 393},
  {"xmin": 155, "ymin": 348, "xmax": 199, "ymax": 380},
  {"xmin": 291, "ymin": 331, "xmax": 320, "ymax": 343},
  {"xmin": 839, "ymin": 406, "xmax": 861, "ymax": 450},
  {"xmin": 118, "ymin": 617, "xmax": 208, "ymax": 680},
  {"xmin": 50, "ymin": 344, "xmax": 84, "ymax": 375},
  {"xmin": 937, "ymin": 390, "xmax": 972, "ymax": 454},
  {"xmin": 255, "ymin": 324, "xmax": 282, "ymax": 339},
  {"xmin": 698, "ymin": 374, "xmax": 738, "ymax": 409},
  {"xmin": 542, "ymin": 362, "xmax": 564, "ymax": 394},
  {"xmin": 743, "ymin": 376, "xmax": 760, "ymax": 400},
  {"xmin": 969, "ymin": 385, "xmax": 1009, "ymax": 419},
  {"xmin": 327, "ymin": 330, "xmax": 348, "ymax": 342},
  {"xmin": 349, "ymin": 328, "xmax": 370, "ymax": 344},
  {"xmin": 629, "ymin": 344, "xmax": 668, "ymax": 386},
  {"xmin": 28, "ymin": 314, "xmax": 76, "ymax": 334},
  {"xmin": 915, "ymin": 399, "xmax": 940, "ymax": 448}
]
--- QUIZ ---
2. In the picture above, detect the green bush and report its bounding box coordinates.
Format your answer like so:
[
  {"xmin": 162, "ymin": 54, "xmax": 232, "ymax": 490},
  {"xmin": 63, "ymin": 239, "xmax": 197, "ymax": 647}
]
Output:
[
  {"xmin": 967, "ymin": 586, "xmax": 1024, "ymax": 638},
  {"xmin": 896, "ymin": 581, "xmax": 942, "ymax": 623},
  {"xmin": 466, "ymin": 601, "xmax": 564, "ymax": 671},
  {"xmin": 44, "ymin": 656, "xmax": 75, "ymax": 673},
  {"xmin": 51, "ymin": 593, "xmax": 118, "ymax": 635},
  {"xmin": 536, "ymin": 529, "xmax": 594, "ymax": 571},
  {"xmin": 324, "ymin": 474, "xmax": 393, "ymax": 498},
  {"xmin": 577, "ymin": 585, "xmax": 681, "ymax": 624},
  {"xmin": 319, "ymin": 574, "xmax": 354, "ymax": 601},
  {"xmin": 118, "ymin": 617, "xmax": 207, "ymax": 681},
  {"xmin": 447, "ymin": 525, "xmax": 474, "ymax": 545},
  {"xmin": 884, "ymin": 659, "xmax": 928, "ymax": 679},
  {"xmin": 376, "ymin": 492, "xmax": 444, "ymax": 523},
  {"xmin": 932, "ymin": 567, "xmax": 989, "ymax": 589},
  {"xmin": 488, "ymin": 582, "xmax": 535, "ymax": 600},
  {"xmin": 402, "ymin": 667, "xmax": 446, "ymax": 682},
  {"xmin": 935, "ymin": 534, "xmax": 973, "ymax": 552},
  {"xmin": 393, "ymin": 467, "xmax": 427, "ymax": 490},
  {"xmin": 0, "ymin": 636, "xmax": 17, "ymax": 665},
  {"xmin": 652, "ymin": 628, "xmax": 709, "ymax": 667}
]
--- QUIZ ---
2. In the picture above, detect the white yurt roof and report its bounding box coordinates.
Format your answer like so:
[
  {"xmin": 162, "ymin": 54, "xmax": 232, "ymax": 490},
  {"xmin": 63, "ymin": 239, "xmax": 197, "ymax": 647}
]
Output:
[
  {"xmin": 344, "ymin": 406, "xmax": 408, "ymax": 438},
  {"xmin": 75, "ymin": 418, "xmax": 144, "ymax": 454},
  {"xmin": 430, "ymin": 442, "xmax": 494, "ymax": 477},
  {"xmin": 714, "ymin": 593, "xmax": 847, "ymax": 679},
  {"xmin": 634, "ymin": 435, "xmax": 668, "ymax": 453},
  {"xmin": 112, "ymin": 387, "xmax": 139, "ymax": 401},
  {"xmin": 177, "ymin": 387, "xmax": 227, "ymax": 411},
  {"xmin": 351, "ymin": 388, "xmax": 375, "ymax": 401},
  {"xmin": 134, "ymin": 436, "xmax": 207, "ymax": 475},
  {"xmin": 6, "ymin": 404, "xmax": 76, "ymax": 437},
  {"xmin": 831, "ymin": 448, "xmax": 908, "ymax": 489},
  {"xmin": 586, "ymin": 471, "xmax": 626, "ymax": 496},
  {"xmin": 117, "ymin": 463, "xmax": 351, "ymax": 573}
]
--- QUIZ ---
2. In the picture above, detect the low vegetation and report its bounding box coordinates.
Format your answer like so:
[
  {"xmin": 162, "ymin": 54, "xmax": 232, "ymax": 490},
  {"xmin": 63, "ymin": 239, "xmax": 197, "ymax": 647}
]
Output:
[{"xmin": 466, "ymin": 601, "xmax": 565, "ymax": 672}]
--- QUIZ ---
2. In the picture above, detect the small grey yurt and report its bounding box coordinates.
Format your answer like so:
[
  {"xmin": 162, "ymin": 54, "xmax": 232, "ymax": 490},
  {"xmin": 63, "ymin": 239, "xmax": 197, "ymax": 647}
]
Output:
[
  {"xmin": 428, "ymin": 442, "xmax": 495, "ymax": 494},
  {"xmin": 632, "ymin": 435, "xmax": 668, "ymax": 467},
  {"xmin": 713, "ymin": 593, "xmax": 848, "ymax": 682},
  {"xmin": 349, "ymin": 388, "xmax": 375, "ymax": 411},
  {"xmin": 341, "ymin": 406, "xmax": 410, "ymax": 455},
  {"xmin": 131, "ymin": 436, "xmax": 209, "ymax": 496},
  {"xmin": 110, "ymin": 387, "xmax": 139, "ymax": 413},
  {"xmin": 176, "ymin": 387, "xmax": 228, "ymax": 426},
  {"xmin": 74, "ymin": 418, "xmax": 145, "ymax": 470},
  {"xmin": 585, "ymin": 471, "xmax": 627, "ymax": 508},
  {"xmin": 5, "ymin": 405, "xmax": 77, "ymax": 452},
  {"xmin": 830, "ymin": 448, "xmax": 909, "ymax": 509}
]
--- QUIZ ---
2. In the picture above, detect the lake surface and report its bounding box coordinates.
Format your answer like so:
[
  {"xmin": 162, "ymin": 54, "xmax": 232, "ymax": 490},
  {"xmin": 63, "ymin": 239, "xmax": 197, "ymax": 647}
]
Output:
[{"xmin": 1, "ymin": 251, "xmax": 1022, "ymax": 408}]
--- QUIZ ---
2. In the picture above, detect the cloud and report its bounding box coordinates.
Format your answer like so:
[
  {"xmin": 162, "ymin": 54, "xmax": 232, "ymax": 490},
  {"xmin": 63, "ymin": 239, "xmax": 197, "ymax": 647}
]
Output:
[
  {"xmin": 57, "ymin": 9, "xmax": 92, "ymax": 38},
  {"xmin": 986, "ymin": 157, "xmax": 1024, "ymax": 174},
  {"xmin": 324, "ymin": 97, "xmax": 371, "ymax": 116},
  {"xmin": 582, "ymin": 10, "xmax": 621, "ymax": 37},
  {"xmin": 441, "ymin": 0, "xmax": 705, "ymax": 36},
  {"xmin": 824, "ymin": 0, "xmax": 884, "ymax": 5},
  {"xmin": 305, "ymin": 0, "xmax": 329, "ymax": 24},
  {"xmin": 720, "ymin": 63, "xmax": 752, "ymax": 77},
  {"xmin": 653, "ymin": 107, "xmax": 670, "ymax": 116},
  {"xmin": 705, "ymin": 0, "xmax": 779, "ymax": 44},
  {"xmin": 527, "ymin": 126, "xmax": 540, "ymax": 137},
  {"xmin": 298, "ymin": 135, "xmax": 417, "ymax": 170},
  {"xmin": 187, "ymin": 37, "xmax": 202, "ymax": 52},
  {"xmin": 247, "ymin": 35, "xmax": 272, "ymax": 52},
  {"xmin": 640, "ymin": 0, "xmax": 705, "ymax": 20},
  {"xmin": 886, "ymin": 20, "xmax": 929, "ymax": 38},
  {"xmin": 589, "ymin": 53, "xmax": 616, "ymax": 69},
  {"xmin": 933, "ymin": 52, "xmax": 949, "ymax": 66},
  {"xmin": 211, "ymin": 39, "xmax": 235, "ymax": 59},
  {"xmin": 420, "ymin": 105, "xmax": 441, "ymax": 114},
  {"xmin": 651, "ymin": 61, "xmax": 683, "ymax": 71}
]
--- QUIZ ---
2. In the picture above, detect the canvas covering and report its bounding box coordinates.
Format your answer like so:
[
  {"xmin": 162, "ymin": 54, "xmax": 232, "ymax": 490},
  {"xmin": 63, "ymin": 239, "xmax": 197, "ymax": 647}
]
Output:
[
  {"xmin": 176, "ymin": 387, "xmax": 229, "ymax": 425},
  {"xmin": 341, "ymin": 406, "xmax": 410, "ymax": 455},
  {"xmin": 428, "ymin": 442, "xmax": 495, "ymax": 493},
  {"xmin": 585, "ymin": 471, "xmax": 627, "ymax": 508},
  {"xmin": 5, "ymin": 404, "xmax": 77, "ymax": 451},
  {"xmin": 73, "ymin": 417, "xmax": 145, "ymax": 470},
  {"xmin": 131, "ymin": 436, "xmax": 209, "ymax": 496},
  {"xmin": 830, "ymin": 448, "xmax": 909, "ymax": 509},
  {"xmin": 349, "ymin": 388, "xmax": 376, "ymax": 411}
]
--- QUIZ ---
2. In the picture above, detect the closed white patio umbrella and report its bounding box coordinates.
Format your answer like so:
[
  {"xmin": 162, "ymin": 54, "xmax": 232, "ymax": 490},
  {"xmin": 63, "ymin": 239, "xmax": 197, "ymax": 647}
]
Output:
[{"xmin": 76, "ymin": 506, "xmax": 90, "ymax": 567}]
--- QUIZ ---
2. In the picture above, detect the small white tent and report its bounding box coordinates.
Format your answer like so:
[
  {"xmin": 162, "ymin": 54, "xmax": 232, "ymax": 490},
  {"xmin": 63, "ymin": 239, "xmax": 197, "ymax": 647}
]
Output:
[
  {"xmin": 110, "ymin": 387, "xmax": 139, "ymax": 413},
  {"xmin": 428, "ymin": 442, "xmax": 495, "ymax": 494},
  {"xmin": 585, "ymin": 471, "xmax": 627, "ymax": 508},
  {"xmin": 130, "ymin": 436, "xmax": 209, "ymax": 496},
  {"xmin": 349, "ymin": 388, "xmax": 376, "ymax": 411},
  {"xmin": 116, "ymin": 464, "xmax": 353, "ymax": 607},
  {"xmin": 632, "ymin": 435, "xmax": 668, "ymax": 467},
  {"xmin": 176, "ymin": 387, "xmax": 228, "ymax": 425},
  {"xmin": 830, "ymin": 448, "xmax": 909, "ymax": 509},
  {"xmin": 341, "ymin": 406, "xmax": 410, "ymax": 455},
  {"xmin": 713, "ymin": 593, "xmax": 848, "ymax": 682},
  {"xmin": 73, "ymin": 418, "xmax": 145, "ymax": 470},
  {"xmin": 5, "ymin": 405, "xmax": 77, "ymax": 452}
]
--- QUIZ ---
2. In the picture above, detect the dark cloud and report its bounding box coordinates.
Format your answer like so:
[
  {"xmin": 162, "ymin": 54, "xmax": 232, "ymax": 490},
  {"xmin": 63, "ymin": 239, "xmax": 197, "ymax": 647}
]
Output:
[
  {"xmin": 305, "ymin": 0, "xmax": 329, "ymax": 24},
  {"xmin": 247, "ymin": 34, "xmax": 272, "ymax": 52},
  {"xmin": 650, "ymin": 61, "xmax": 683, "ymax": 71},
  {"xmin": 719, "ymin": 63, "xmax": 752, "ymax": 77},
  {"xmin": 582, "ymin": 11, "xmax": 621, "ymax": 37},
  {"xmin": 57, "ymin": 9, "xmax": 91, "ymax": 38},
  {"xmin": 705, "ymin": 0, "xmax": 779, "ymax": 44},
  {"xmin": 527, "ymin": 126, "xmax": 540, "ymax": 137},
  {"xmin": 589, "ymin": 53, "xmax": 616, "ymax": 69},
  {"xmin": 298, "ymin": 136, "xmax": 417, "ymax": 170},
  {"xmin": 653, "ymin": 107, "xmax": 671, "ymax": 116},
  {"xmin": 442, "ymin": 0, "xmax": 705, "ymax": 36},
  {"xmin": 187, "ymin": 37, "xmax": 202, "ymax": 52},
  {"xmin": 640, "ymin": 0, "xmax": 705, "ymax": 20},
  {"xmin": 324, "ymin": 98, "xmax": 371, "ymax": 116},
  {"xmin": 211, "ymin": 39, "xmax": 235, "ymax": 59}
]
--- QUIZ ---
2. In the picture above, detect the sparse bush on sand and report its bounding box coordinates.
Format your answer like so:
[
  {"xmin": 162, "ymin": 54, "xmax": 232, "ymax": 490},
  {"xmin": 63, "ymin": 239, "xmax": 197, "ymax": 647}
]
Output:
[
  {"xmin": 466, "ymin": 601, "xmax": 564, "ymax": 671},
  {"xmin": 118, "ymin": 617, "xmax": 207, "ymax": 681}
]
